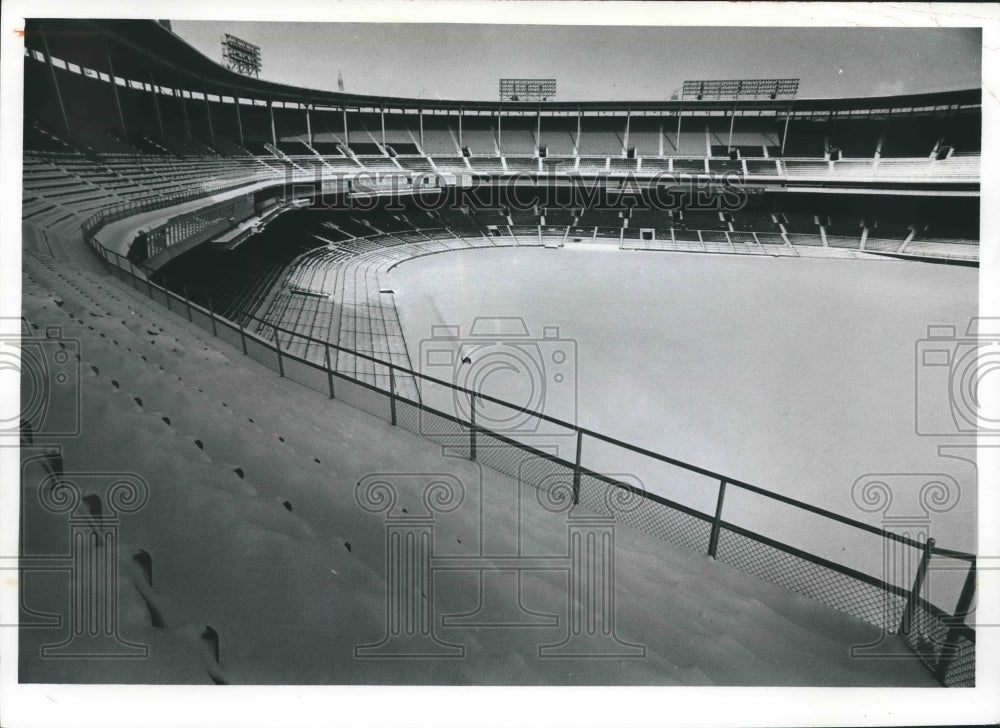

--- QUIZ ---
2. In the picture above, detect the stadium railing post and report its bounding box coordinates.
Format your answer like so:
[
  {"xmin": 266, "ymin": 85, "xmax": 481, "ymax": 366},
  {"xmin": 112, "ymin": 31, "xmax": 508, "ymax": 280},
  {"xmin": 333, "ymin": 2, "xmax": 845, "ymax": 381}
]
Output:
[
  {"xmin": 207, "ymin": 297, "xmax": 218, "ymax": 337},
  {"xmin": 238, "ymin": 321, "xmax": 248, "ymax": 356},
  {"xmin": 127, "ymin": 260, "xmax": 139, "ymax": 291},
  {"xmin": 388, "ymin": 365, "xmax": 397, "ymax": 426},
  {"xmin": 273, "ymin": 324, "xmax": 285, "ymax": 377},
  {"xmin": 183, "ymin": 286, "xmax": 193, "ymax": 322},
  {"xmin": 162, "ymin": 277, "xmax": 171, "ymax": 313},
  {"xmin": 572, "ymin": 430, "xmax": 583, "ymax": 505},
  {"xmin": 935, "ymin": 558, "xmax": 977, "ymax": 684},
  {"xmin": 469, "ymin": 392, "xmax": 477, "ymax": 462},
  {"xmin": 708, "ymin": 479, "xmax": 728, "ymax": 558},
  {"xmin": 324, "ymin": 343, "xmax": 335, "ymax": 399},
  {"xmin": 900, "ymin": 537, "xmax": 935, "ymax": 636}
]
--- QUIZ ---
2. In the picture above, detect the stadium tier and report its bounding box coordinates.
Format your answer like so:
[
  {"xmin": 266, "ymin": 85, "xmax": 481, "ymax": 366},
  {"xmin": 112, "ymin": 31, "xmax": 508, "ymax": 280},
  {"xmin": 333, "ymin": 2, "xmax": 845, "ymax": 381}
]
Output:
[{"xmin": 17, "ymin": 18, "xmax": 982, "ymax": 690}]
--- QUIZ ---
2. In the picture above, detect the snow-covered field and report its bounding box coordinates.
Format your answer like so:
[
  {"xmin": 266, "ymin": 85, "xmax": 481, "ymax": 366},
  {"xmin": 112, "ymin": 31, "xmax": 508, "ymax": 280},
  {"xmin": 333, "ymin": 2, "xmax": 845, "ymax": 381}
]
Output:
[{"xmin": 389, "ymin": 248, "xmax": 979, "ymax": 583}]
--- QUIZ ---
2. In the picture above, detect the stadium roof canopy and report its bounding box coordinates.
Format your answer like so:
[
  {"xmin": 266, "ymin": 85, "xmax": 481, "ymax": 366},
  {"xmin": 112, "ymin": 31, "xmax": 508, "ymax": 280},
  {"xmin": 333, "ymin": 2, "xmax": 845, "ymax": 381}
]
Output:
[{"xmin": 26, "ymin": 18, "xmax": 981, "ymax": 114}]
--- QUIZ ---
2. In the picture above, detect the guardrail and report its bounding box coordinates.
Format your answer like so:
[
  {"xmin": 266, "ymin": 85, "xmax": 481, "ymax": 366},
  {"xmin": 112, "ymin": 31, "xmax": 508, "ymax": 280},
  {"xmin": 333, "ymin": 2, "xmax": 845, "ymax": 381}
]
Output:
[{"xmin": 78, "ymin": 193, "xmax": 976, "ymax": 687}]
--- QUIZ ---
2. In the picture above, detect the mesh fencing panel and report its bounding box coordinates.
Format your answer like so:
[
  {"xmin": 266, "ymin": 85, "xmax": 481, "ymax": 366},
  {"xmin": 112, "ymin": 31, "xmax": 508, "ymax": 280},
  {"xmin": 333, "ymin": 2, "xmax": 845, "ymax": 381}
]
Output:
[
  {"xmin": 902, "ymin": 600, "xmax": 950, "ymax": 667},
  {"xmin": 577, "ymin": 473, "xmax": 712, "ymax": 554},
  {"xmin": 283, "ymin": 352, "xmax": 331, "ymax": 397},
  {"xmin": 333, "ymin": 376, "xmax": 393, "ymax": 422},
  {"xmin": 401, "ymin": 402, "xmax": 471, "ymax": 458},
  {"xmin": 475, "ymin": 430, "xmax": 559, "ymax": 483},
  {"xmin": 942, "ymin": 634, "xmax": 975, "ymax": 687},
  {"xmin": 716, "ymin": 527, "xmax": 905, "ymax": 631}
]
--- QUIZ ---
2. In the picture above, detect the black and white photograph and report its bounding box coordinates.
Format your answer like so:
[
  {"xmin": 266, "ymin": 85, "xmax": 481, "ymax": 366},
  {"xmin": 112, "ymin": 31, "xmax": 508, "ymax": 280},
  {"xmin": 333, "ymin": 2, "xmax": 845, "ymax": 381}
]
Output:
[{"xmin": 1, "ymin": 2, "xmax": 998, "ymax": 726}]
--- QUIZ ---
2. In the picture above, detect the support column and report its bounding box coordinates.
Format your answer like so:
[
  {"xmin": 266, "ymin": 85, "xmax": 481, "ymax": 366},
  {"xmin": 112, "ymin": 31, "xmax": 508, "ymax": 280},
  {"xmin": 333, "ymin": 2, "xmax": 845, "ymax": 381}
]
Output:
[
  {"xmin": 380, "ymin": 107, "xmax": 386, "ymax": 148},
  {"xmin": 39, "ymin": 24, "xmax": 70, "ymax": 135},
  {"xmin": 234, "ymin": 95, "xmax": 245, "ymax": 147},
  {"xmin": 727, "ymin": 110, "xmax": 736, "ymax": 151},
  {"xmin": 305, "ymin": 103, "xmax": 313, "ymax": 147},
  {"xmin": 202, "ymin": 79, "xmax": 215, "ymax": 145},
  {"xmin": 105, "ymin": 40, "xmax": 128, "ymax": 141},
  {"xmin": 418, "ymin": 109, "xmax": 424, "ymax": 150},
  {"xmin": 179, "ymin": 91, "xmax": 192, "ymax": 142},
  {"xmin": 269, "ymin": 100, "xmax": 277, "ymax": 147},
  {"xmin": 781, "ymin": 112, "xmax": 791, "ymax": 155},
  {"xmin": 575, "ymin": 111, "xmax": 581, "ymax": 156},
  {"xmin": 146, "ymin": 55, "xmax": 166, "ymax": 142},
  {"xmin": 623, "ymin": 111, "xmax": 631, "ymax": 156},
  {"xmin": 342, "ymin": 107, "xmax": 349, "ymax": 146},
  {"xmin": 536, "ymin": 108, "xmax": 541, "ymax": 155}
]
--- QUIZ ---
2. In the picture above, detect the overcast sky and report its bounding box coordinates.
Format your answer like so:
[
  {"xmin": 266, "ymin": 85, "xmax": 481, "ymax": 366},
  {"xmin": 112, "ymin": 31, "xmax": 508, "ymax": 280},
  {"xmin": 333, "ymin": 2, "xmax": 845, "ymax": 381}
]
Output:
[{"xmin": 169, "ymin": 22, "xmax": 981, "ymax": 102}]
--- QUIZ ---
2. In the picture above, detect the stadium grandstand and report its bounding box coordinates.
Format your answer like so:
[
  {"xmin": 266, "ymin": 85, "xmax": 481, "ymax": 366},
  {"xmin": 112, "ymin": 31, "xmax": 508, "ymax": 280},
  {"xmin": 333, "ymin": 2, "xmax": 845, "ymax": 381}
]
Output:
[{"xmin": 15, "ymin": 17, "xmax": 981, "ymax": 694}]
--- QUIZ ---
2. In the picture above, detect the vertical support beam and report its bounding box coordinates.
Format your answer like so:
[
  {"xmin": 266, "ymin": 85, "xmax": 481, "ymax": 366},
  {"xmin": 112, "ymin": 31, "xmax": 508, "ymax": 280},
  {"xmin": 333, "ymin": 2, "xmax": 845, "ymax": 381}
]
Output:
[
  {"xmin": 388, "ymin": 365, "xmax": 397, "ymax": 426},
  {"xmin": 418, "ymin": 108, "xmax": 424, "ymax": 150},
  {"xmin": 676, "ymin": 112, "xmax": 683, "ymax": 153},
  {"xmin": 572, "ymin": 430, "xmax": 583, "ymax": 505},
  {"xmin": 496, "ymin": 109, "xmax": 502, "ymax": 155},
  {"xmin": 207, "ymin": 297, "xmax": 218, "ymax": 337},
  {"xmin": 324, "ymin": 343, "xmax": 335, "ymax": 399},
  {"xmin": 469, "ymin": 391, "xmax": 476, "ymax": 461},
  {"xmin": 623, "ymin": 111, "xmax": 631, "ymax": 156},
  {"xmin": 305, "ymin": 103, "xmax": 313, "ymax": 147},
  {"xmin": 105, "ymin": 40, "xmax": 128, "ymax": 141},
  {"xmin": 273, "ymin": 324, "xmax": 284, "ymax": 377},
  {"xmin": 146, "ymin": 56, "xmax": 166, "ymax": 141},
  {"xmin": 458, "ymin": 110, "xmax": 463, "ymax": 150},
  {"xmin": 707, "ymin": 479, "xmax": 727, "ymax": 558},
  {"xmin": 575, "ymin": 110, "xmax": 582, "ymax": 156},
  {"xmin": 233, "ymin": 95, "xmax": 245, "ymax": 148},
  {"xmin": 536, "ymin": 108, "xmax": 541, "ymax": 155},
  {"xmin": 179, "ymin": 91, "xmax": 193, "ymax": 142},
  {"xmin": 380, "ymin": 106, "xmax": 386, "ymax": 148},
  {"xmin": 202, "ymin": 79, "xmax": 215, "ymax": 145},
  {"xmin": 781, "ymin": 111, "xmax": 791, "ymax": 156},
  {"xmin": 183, "ymin": 286, "xmax": 193, "ymax": 322},
  {"xmin": 342, "ymin": 107, "xmax": 349, "ymax": 147},
  {"xmin": 900, "ymin": 538, "xmax": 935, "ymax": 635},
  {"xmin": 727, "ymin": 109, "xmax": 736, "ymax": 152},
  {"xmin": 39, "ymin": 25, "xmax": 71, "ymax": 135},
  {"xmin": 269, "ymin": 100, "xmax": 277, "ymax": 147}
]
